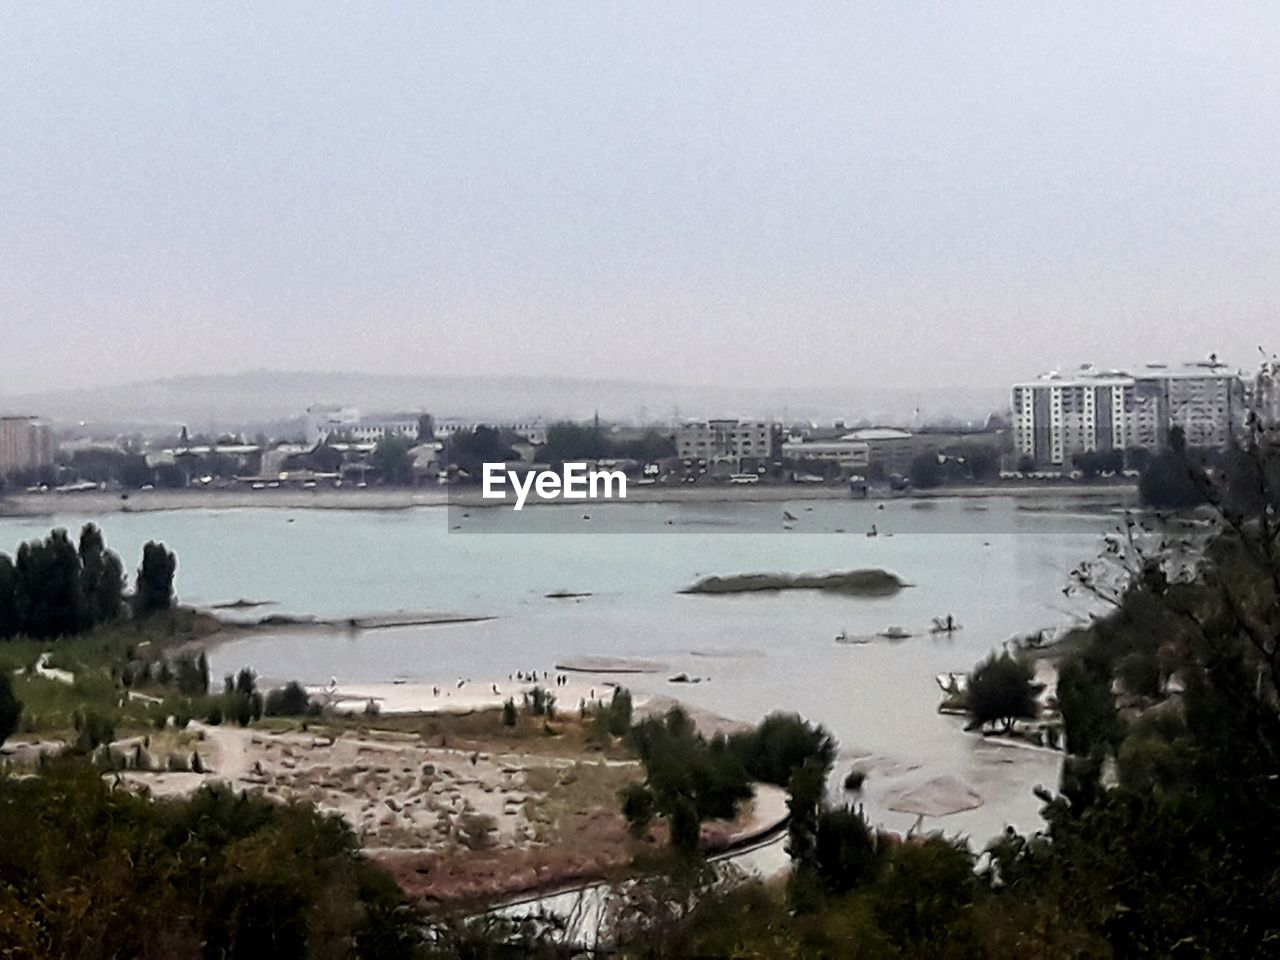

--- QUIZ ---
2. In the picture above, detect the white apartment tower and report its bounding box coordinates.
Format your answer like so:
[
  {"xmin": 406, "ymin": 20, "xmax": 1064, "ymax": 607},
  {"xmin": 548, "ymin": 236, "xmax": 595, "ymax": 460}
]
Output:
[{"xmin": 1012, "ymin": 362, "xmax": 1243, "ymax": 468}]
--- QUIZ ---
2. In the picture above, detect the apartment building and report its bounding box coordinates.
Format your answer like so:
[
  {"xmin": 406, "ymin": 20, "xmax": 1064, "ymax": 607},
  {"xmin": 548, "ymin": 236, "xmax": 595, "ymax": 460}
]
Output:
[
  {"xmin": 675, "ymin": 419, "xmax": 779, "ymax": 462},
  {"xmin": 1012, "ymin": 362, "xmax": 1244, "ymax": 467},
  {"xmin": 0, "ymin": 416, "xmax": 54, "ymax": 477}
]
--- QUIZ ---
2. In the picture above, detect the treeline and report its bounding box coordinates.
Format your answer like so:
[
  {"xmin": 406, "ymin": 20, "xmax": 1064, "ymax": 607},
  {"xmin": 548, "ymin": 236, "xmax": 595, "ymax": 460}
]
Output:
[
  {"xmin": 0, "ymin": 526, "xmax": 176, "ymax": 640},
  {"xmin": 0, "ymin": 765, "xmax": 417, "ymax": 959},
  {"xmin": 907, "ymin": 444, "xmax": 1001, "ymax": 488},
  {"xmin": 543, "ymin": 421, "xmax": 675, "ymax": 465},
  {"xmin": 1138, "ymin": 424, "xmax": 1280, "ymax": 510}
]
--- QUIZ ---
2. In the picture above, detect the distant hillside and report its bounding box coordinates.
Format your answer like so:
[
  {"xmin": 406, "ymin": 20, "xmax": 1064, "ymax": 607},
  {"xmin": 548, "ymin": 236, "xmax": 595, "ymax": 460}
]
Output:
[{"xmin": 0, "ymin": 370, "xmax": 1006, "ymax": 434}]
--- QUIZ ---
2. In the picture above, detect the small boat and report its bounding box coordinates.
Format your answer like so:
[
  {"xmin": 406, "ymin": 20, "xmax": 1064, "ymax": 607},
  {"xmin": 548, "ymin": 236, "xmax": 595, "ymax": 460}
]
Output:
[
  {"xmin": 835, "ymin": 631, "xmax": 870, "ymax": 645},
  {"xmin": 866, "ymin": 524, "xmax": 879, "ymax": 538},
  {"xmin": 878, "ymin": 625, "xmax": 912, "ymax": 640},
  {"xmin": 783, "ymin": 510, "xmax": 799, "ymax": 521},
  {"xmin": 930, "ymin": 615, "xmax": 961, "ymax": 633}
]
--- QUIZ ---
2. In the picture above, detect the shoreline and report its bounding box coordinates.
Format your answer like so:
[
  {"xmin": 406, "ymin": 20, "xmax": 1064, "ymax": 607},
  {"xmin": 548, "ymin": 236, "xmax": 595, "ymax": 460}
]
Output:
[{"xmin": 0, "ymin": 481, "xmax": 1138, "ymax": 517}]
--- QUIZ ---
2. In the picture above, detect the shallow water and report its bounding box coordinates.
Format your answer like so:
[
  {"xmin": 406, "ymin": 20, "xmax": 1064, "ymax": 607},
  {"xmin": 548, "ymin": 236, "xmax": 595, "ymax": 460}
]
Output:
[{"xmin": 0, "ymin": 496, "xmax": 1115, "ymax": 844}]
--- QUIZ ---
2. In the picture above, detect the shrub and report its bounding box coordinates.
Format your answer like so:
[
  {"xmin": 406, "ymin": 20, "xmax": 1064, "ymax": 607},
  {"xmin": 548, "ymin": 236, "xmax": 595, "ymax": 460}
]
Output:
[
  {"xmin": 967, "ymin": 652, "xmax": 1040, "ymax": 733},
  {"xmin": 264, "ymin": 681, "xmax": 312, "ymax": 716}
]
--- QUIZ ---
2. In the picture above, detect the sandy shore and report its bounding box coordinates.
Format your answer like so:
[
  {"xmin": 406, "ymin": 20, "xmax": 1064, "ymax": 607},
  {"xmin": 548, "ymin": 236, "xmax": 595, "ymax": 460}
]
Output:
[
  {"xmin": 318, "ymin": 676, "xmax": 625, "ymax": 716},
  {"xmin": 0, "ymin": 480, "xmax": 1137, "ymax": 517}
]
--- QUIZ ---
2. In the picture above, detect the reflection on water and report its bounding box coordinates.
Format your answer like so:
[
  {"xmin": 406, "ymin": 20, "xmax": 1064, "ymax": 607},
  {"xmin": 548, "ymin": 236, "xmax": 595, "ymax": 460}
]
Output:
[{"xmin": 0, "ymin": 497, "xmax": 1114, "ymax": 842}]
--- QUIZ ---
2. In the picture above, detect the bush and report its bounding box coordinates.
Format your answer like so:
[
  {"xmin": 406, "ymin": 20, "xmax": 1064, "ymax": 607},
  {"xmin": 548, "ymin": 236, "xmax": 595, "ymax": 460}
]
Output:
[
  {"xmin": 264, "ymin": 680, "xmax": 311, "ymax": 717},
  {"xmin": 73, "ymin": 709, "xmax": 115, "ymax": 752},
  {"xmin": 728, "ymin": 712, "xmax": 836, "ymax": 786},
  {"xmin": 0, "ymin": 673, "xmax": 21, "ymax": 748},
  {"xmin": 620, "ymin": 783, "xmax": 655, "ymax": 836},
  {"xmin": 815, "ymin": 806, "xmax": 884, "ymax": 895},
  {"xmin": 967, "ymin": 652, "xmax": 1039, "ymax": 733}
]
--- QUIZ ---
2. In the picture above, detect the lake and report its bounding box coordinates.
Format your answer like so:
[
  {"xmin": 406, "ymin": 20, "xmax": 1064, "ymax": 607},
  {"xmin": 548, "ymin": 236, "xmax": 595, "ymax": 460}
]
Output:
[{"xmin": 0, "ymin": 495, "xmax": 1116, "ymax": 845}]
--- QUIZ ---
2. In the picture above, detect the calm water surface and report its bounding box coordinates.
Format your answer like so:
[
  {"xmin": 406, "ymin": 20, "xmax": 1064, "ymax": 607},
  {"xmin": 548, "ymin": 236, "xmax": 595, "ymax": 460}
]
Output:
[{"xmin": 0, "ymin": 497, "xmax": 1115, "ymax": 844}]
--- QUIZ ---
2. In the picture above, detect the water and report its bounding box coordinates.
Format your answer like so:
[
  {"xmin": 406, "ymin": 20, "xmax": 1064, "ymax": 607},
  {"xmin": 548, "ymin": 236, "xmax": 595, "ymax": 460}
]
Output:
[{"xmin": 0, "ymin": 496, "xmax": 1115, "ymax": 845}]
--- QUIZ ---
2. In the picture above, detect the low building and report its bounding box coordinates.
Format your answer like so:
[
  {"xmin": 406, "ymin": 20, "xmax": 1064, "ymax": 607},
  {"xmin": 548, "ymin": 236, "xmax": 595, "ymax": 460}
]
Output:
[
  {"xmin": 348, "ymin": 417, "xmax": 420, "ymax": 444},
  {"xmin": 304, "ymin": 404, "xmax": 361, "ymax": 445},
  {"xmin": 839, "ymin": 427, "xmax": 917, "ymax": 476},
  {"xmin": 780, "ymin": 437, "xmax": 870, "ymax": 471},
  {"xmin": 0, "ymin": 416, "xmax": 53, "ymax": 477}
]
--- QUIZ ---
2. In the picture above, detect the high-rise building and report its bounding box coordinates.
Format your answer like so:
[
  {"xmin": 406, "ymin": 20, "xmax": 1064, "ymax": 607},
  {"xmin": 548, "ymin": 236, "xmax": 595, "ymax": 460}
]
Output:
[
  {"xmin": 1011, "ymin": 362, "xmax": 1244, "ymax": 468},
  {"xmin": 0, "ymin": 416, "xmax": 54, "ymax": 477}
]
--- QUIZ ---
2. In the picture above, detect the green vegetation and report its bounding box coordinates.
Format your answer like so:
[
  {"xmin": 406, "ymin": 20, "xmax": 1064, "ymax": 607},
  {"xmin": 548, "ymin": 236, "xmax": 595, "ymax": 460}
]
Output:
[
  {"xmin": 134, "ymin": 540, "xmax": 177, "ymax": 616},
  {"xmin": 543, "ymin": 421, "xmax": 675, "ymax": 464},
  {"xmin": 446, "ymin": 425, "xmax": 515, "ymax": 478},
  {"xmin": 0, "ymin": 765, "xmax": 416, "ymax": 958},
  {"xmin": 264, "ymin": 679, "xmax": 318, "ymax": 717},
  {"xmin": 682, "ymin": 568, "xmax": 906, "ymax": 597},
  {"xmin": 965, "ymin": 651, "xmax": 1040, "ymax": 733},
  {"xmin": 0, "ymin": 672, "xmax": 20, "ymax": 747},
  {"xmin": 621, "ymin": 707, "xmax": 834, "ymax": 858},
  {"xmin": 370, "ymin": 434, "xmax": 415, "ymax": 484}
]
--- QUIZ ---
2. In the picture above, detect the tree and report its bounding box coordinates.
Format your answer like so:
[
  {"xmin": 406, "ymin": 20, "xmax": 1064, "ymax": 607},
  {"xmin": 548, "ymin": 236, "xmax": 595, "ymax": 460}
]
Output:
[
  {"xmin": 544, "ymin": 421, "xmax": 609, "ymax": 463},
  {"xmin": 1139, "ymin": 427, "xmax": 1209, "ymax": 508},
  {"xmin": 0, "ymin": 673, "xmax": 21, "ymax": 747},
  {"xmin": 604, "ymin": 686, "xmax": 633, "ymax": 736},
  {"xmin": 785, "ymin": 758, "xmax": 826, "ymax": 907},
  {"xmin": 447, "ymin": 426, "xmax": 515, "ymax": 477},
  {"xmin": 966, "ymin": 652, "xmax": 1039, "ymax": 733},
  {"xmin": 1056, "ymin": 653, "xmax": 1121, "ymax": 757},
  {"xmin": 78, "ymin": 523, "xmax": 124, "ymax": 627},
  {"xmin": 620, "ymin": 783, "xmax": 655, "ymax": 836},
  {"xmin": 727, "ymin": 712, "xmax": 835, "ymax": 786},
  {"xmin": 1073, "ymin": 448, "xmax": 1124, "ymax": 478},
  {"xmin": 0, "ymin": 553, "xmax": 17, "ymax": 639},
  {"xmin": 909, "ymin": 453, "xmax": 943, "ymax": 489},
  {"xmin": 264, "ymin": 681, "xmax": 311, "ymax": 716},
  {"xmin": 134, "ymin": 541, "xmax": 177, "ymax": 616},
  {"xmin": 815, "ymin": 805, "xmax": 883, "ymax": 895},
  {"xmin": 370, "ymin": 435, "xmax": 415, "ymax": 485},
  {"xmin": 668, "ymin": 795, "xmax": 701, "ymax": 858},
  {"xmin": 14, "ymin": 529, "xmax": 84, "ymax": 639}
]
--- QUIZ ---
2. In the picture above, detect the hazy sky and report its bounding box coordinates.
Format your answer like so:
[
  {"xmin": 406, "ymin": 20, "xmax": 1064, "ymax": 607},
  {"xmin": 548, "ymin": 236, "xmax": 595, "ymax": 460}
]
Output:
[{"xmin": 2, "ymin": 3, "xmax": 1277, "ymax": 396}]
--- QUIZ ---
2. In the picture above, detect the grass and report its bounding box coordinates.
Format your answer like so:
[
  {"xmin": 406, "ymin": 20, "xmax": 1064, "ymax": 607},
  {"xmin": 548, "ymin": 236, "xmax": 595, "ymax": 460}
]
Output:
[
  {"xmin": 0, "ymin": 609, "xmax": 219, "ymax": 674},
  {"xmin": 331, "ymin": 705, "xmax": 637, "ymax": 760},
  {"xmin": 2, "ymin": 609, "xmax": 224, "ymax": 739}
]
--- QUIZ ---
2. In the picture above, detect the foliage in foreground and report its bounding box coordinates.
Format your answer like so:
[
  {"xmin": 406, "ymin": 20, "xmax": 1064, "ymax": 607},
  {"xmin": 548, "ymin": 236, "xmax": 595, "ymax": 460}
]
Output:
[{"xmin": 0, "ymin": 765, "xmax": 417, "ymax": 959}]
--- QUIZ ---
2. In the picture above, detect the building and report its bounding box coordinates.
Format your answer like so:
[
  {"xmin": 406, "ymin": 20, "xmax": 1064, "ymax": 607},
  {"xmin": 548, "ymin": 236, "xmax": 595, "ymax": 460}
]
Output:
[
  {"xmin": 675, "ymin": 419, "xmax": 780, "ymax": 463},
  {"xmin": 433, "ymin": 418, "xmax": 547, "ymax": 445},
  {"xmin": 0, "ymin": 416, "xmax": 54, "ymax": 477},
  {"xmin": 838, "ymin": 427, "xmax": 918, "ymax": 476},
  {"xmin": 1255, "ymin": 361, "xmax": 1280, "ymax": 427},
  {"xmin": 304, "ymin": 404, "xmax": 361, "ymax": 445},
  {"xmin": 305, "ymin": 404, "xmax": 427, "ymax": 446},
  {"xmin": 348, "ymin": 417, "xmax": 420, "ymax": 444},
  {"xmin": 780, "ymin": 437, "xmax": 870, "ymax": 471},
  {"xmin": 1011, "ymin": 361, "xmax": 1245, "ymax": 468}
]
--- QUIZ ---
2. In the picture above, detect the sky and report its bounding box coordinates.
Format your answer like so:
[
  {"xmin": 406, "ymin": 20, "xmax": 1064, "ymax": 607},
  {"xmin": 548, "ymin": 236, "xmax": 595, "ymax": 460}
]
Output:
[{"xmin": 1, "ymin": 3, "xmax": 1278, "ymax": 396}]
